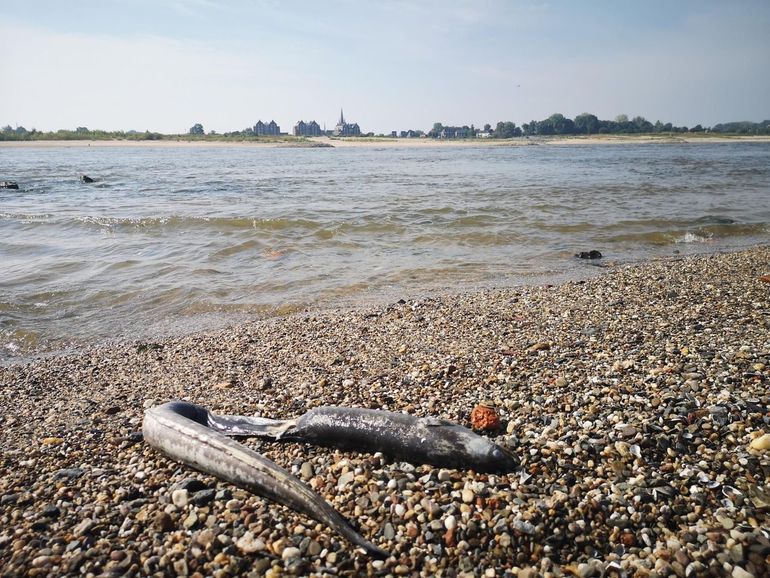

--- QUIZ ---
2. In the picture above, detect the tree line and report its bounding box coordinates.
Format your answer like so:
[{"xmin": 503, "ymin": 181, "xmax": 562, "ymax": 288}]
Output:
[
  {"xmin": 0, "ymin": 126, "xmax": 163, "ymax": 141},
  {"xmin": 427, "ymin": 115, "xmax": 770, "ymax": 139},
  {"xmin": 2, "ymin": 117, "xmax": 770, "ymax": 141}
]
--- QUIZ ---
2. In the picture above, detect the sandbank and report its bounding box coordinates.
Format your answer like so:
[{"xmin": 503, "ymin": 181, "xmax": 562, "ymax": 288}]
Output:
[{"xmin": 1, "ymin": 134, "xmax": 769, "ymax": 149}]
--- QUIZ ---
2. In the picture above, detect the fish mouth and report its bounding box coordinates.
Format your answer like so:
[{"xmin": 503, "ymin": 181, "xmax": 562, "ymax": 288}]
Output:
[{"xmin": 490, "ymin": 443, "xmax": 519, "ymax": 471}]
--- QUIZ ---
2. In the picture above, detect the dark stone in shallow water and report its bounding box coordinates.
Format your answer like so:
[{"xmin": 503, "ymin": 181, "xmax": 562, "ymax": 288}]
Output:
[
  {"xmin": 0, "ymin": 180, "xmax": 19, "ymax": 189},
  {"xmin": 576, "ymin": 250, "xmax": 603, "ymax": 259},
  {"xmin": 80, "ymin": 175, "xmax": 95, "ymax": 183}
]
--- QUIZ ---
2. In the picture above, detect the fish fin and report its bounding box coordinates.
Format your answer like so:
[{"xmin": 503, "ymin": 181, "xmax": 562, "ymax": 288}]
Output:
[
  {"xmin": 273, "ymin": 419, "xmax": 298, "ymax": 441},
  {"xmin": 210, "ymin": 414, "xmax": 296, "ymax": 439}
]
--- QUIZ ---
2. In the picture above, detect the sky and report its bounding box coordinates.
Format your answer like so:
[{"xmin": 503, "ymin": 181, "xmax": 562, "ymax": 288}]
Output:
[{"xmin": 1, "ymin": 0, "xmax": 768, "ymax": 134}]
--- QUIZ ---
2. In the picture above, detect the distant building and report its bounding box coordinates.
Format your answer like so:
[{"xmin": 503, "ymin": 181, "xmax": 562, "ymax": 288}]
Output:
[
  {"xmin": 254, "ymin": 120, "xmax": 280, "ymax": 136},
  {"xmin": 332, "ymin": 109, "xmax": 361, "ymax": 136},
  {"xmin": 293, "ymin": 120, "xmax": 322, "ymax": 136},
  {"xmin": 438, "ymin": 125, "xmax": 472, "ymax": 139}
]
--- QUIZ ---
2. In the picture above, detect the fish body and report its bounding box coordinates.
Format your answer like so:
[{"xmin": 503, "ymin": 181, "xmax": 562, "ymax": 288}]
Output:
[{"xmin": 143, "ymin": 401, "xmax": 386, "ymax": 557}]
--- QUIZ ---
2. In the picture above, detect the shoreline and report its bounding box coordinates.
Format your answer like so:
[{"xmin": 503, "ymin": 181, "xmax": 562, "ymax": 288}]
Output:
[
  {"xmin": 1, "ymin": 246, "xmax": 769, "ymax": 576},
  {"xmin": 2, "ymin": 134, "xmax": 770, "ymax": 149}
]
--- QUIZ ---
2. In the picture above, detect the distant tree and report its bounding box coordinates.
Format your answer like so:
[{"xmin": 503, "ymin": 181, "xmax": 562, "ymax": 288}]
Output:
[
  {"xmin": 1, "ymin": 125, "xmax": 12, "ymax": 133},
  {"xmin": 615, "ymin": 114, "xmax": 629, "ymax": 124},
  {"xmin": 492, "ymin": 121, "xmax": 521, "ymax": 138},
  {"xmin": 15, "ymin": 126, "xmax": 27, "ymax": 134},
  {"xmin": 689, "ymin": 124, "xmax": 704, "ymax": 132},
  {"xmin": 483, "ymin": 123, "xmax": 491, "ymax": 132},
  {"xmin": 632, "ymin": 116, "xmax": 653, "ymax": 132},
  {"xmin": 75, "ymin": 127, "xmax": 89, "ymax": 134},
  {"xmin": 428, "ymin": 122, "xmax": 444, "ymax": 138},
  {"xmin": 547, "ymin": 113, "xmax": 575, "ymax": 134},
  {"xmin": 574, "ymin": 113, "xmax": 600, "ymax": 134},
  {"xmin": 189, "ymin": 123, "xmax": 204, "ymax": 135}
]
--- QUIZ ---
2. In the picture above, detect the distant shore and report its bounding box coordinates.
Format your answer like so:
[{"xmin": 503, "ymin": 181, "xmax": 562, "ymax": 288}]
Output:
[{"xmin": 2, "ymin": 134, "xmax": 770, "ymax": 149}]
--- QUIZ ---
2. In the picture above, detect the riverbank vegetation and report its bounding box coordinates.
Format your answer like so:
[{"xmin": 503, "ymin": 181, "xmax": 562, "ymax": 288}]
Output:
[
  {"xmin": 2, "ymin": 116, "xmax": 769, "ymax": 141},
  {"xmin": 429, "ymin": 115, "xmax": 770, "ymax": 139},
  {"xmin": 0, "ymin": 125, "xmax": 306, "ymax": 143}
]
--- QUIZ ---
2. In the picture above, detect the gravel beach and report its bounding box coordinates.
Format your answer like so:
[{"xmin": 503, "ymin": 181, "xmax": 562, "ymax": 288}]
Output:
[{"xmin": 1, "ymin": 247, "xmax": 769, "ymax": 578}]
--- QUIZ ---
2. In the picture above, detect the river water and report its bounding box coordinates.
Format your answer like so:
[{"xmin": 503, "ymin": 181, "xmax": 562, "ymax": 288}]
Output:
[{"xmin": 1, "ymin": 142, "xmax": 768, "ymax": 361}]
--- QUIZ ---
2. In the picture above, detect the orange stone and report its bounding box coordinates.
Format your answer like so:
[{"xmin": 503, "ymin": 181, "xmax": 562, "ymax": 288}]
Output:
[
  {"xmin": 470, "ymin": 404, "xmax": 501, "ymax": 431},
  {"xmin": 760, "ymin": 274, "xmax": 770, "ymax": 284}
]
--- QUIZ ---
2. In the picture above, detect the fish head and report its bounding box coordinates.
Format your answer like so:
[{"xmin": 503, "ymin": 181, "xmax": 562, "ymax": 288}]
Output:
[
  {"xmin": 485, "ymin": 442, "xmax": 519, "ymax": 473},
  {"xmin": 429, "ymin": 421, "xmax": 518, "ymax": 473}
]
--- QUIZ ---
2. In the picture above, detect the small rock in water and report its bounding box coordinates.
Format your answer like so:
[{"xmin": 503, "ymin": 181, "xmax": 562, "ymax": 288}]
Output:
[
  {"xmin": 80, "ymin": 175, "xmax": 95, "ymax": 183},
  {"xmin": 575, "ymin": 250, "xmax": 603, "ymax": 259}
]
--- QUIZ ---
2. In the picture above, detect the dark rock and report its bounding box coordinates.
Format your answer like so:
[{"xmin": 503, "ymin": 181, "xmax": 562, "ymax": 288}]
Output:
[
  {"xmin": 80, "ymin": 175, "xmax": 95, "ymax": 183},
  {"xmin": 54, "ymin": 468, "xmax": 86, "ymax": 479},
  {"xmin": 191, "ymin": 489, "xmax": 216, "ymax": 506},
  {"xmin": 0, "ymin": 180, "xmax": 19, "ymax": 189},
  {"xmin": 215, "ymin": 488, "xmax": 232, "ymax": 501},
  {"xmin": 576, "ymin": 250, "xmax": 603, "ymax": 259},
  {"xmin": 152, "ymin": 511, "xmax": 174, "ymax": 532},
  {"xmin": 170, "ymin": 478, "xmax": 208, "ymax": 493},
  {"xmin": 1, "ymin": 493, "xmax": 20, "ymax": 505},
  {"xmin": 126, "ymin": 431, "xmax": 144, "ymax": 444},
  {"xmin": 41, "ymin": 504, "xmax": 61, "ymax": 518}
]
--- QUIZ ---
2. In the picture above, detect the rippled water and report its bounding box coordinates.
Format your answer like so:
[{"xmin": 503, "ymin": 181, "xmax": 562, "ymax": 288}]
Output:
[{"xmin": 1, "ymin": 142, "xmax": 768, "ymax": 361}]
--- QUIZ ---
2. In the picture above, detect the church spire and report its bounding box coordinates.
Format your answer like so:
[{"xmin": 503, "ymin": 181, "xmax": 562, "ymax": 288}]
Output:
[{"xmin": 339, "ymin": 108, "xmax": 345, "ymax": 125}]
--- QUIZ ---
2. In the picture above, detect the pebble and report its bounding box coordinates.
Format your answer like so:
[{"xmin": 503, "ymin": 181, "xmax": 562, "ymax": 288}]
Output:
[
  {"xmin": 171, "ymin": 489, "xmax": 189, "ymax": 508},
  {"xmin": 281, "ymin": 546, "xmax": 301, "ymax": 560},
  {"xmin": 749, "ymin": 433, "xmax": 770, "ymax": 451}
]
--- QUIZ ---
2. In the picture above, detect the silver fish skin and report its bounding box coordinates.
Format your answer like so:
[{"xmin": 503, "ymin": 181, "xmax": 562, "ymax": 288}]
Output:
[
  {"xmin": 282, "ymin": 407, "xmax": 518, "ymax": 473},
  {"xmin": 142, "ymin": 401, "xmax": 386, "ymax": 558}
]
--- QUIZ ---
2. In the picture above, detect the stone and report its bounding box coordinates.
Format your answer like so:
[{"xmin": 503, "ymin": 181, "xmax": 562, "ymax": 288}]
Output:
[
  {"xmin": 171, "ymin": 489, "xmax": 189, "ymax": 508},
  {"xmin": 470, "ymin": 404, "xmax": 501, "ymax": 431},
  {"xmin": 236, "ymin": 531, "xmax": 265, "ymax": 554},
  {"xmin": 152, "ymin": 512, "xmax": 174, "ymax": 532},
  {"xmin": 749, "ymin": 433, "xmax": 770, "ymax": 451}
]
